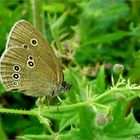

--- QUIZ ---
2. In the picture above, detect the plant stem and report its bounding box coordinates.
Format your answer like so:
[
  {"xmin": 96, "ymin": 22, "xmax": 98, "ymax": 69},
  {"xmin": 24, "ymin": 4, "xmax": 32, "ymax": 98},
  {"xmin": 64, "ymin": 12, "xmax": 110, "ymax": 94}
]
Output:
[
  {"xmin": 0, "ymin": 108, "xmax": 37, "ymax": 116},
  {"xmin": 30, "ymin": 0, "xmax": 45, "ymax": 34},
  {"xmin": 0, "ymin": 107, "xmax": 57, "ymax": 138},
  {"xmin": 1, "ymin": 85, "xmax": 140, "ymax": 116}
]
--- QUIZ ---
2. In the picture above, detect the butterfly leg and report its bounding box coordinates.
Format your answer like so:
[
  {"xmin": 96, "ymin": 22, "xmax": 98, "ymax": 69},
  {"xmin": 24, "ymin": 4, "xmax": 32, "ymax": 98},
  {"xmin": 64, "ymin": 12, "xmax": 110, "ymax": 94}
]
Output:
[
  {"xmin": 36, "ymin": 97, "xmax": 42, "ymax": 115},
  {"xmin": 35, "ymin": 96, "xmax": 45, "ymax": 115},
  {"xmin": 46, "ymin": 95, "xmax": 50, "ymax": 109},
  {"xmin": 56, "ymin": 96, "xmax": 62, "ymax": 111}
]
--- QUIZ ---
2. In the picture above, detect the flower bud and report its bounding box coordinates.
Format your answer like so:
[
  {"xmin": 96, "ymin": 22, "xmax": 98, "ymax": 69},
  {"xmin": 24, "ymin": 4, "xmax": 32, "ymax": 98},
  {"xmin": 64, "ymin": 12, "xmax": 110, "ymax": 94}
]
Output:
[
  {"xmin": 95, "ymin": 113, "xmax": 107, "ymax": 127},
  {"xmin": 113, "ymin": 64, "xmax": 124, "ymax": 74}
]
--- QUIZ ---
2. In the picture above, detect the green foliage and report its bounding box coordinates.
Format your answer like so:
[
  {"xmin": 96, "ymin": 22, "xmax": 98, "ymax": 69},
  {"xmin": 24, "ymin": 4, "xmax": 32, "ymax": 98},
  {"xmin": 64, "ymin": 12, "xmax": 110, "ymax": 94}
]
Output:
[{"xmin": 1, "ymin": 0, "xmax": 140, "ymax": 140}]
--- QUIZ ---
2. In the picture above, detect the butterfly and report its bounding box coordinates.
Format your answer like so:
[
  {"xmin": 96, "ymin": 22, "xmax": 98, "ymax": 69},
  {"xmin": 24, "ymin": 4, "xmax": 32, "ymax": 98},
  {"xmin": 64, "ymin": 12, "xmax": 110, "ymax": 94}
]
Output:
[{"xmin": 0, "ymin": 20, "xmax": 71, "ymax": 98}]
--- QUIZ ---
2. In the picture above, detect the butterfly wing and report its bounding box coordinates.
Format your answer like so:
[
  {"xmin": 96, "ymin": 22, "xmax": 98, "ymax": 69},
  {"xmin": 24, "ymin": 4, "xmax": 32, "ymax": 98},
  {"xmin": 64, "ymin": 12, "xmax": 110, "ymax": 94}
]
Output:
[
  {"xmin": 0, "ymin": 20, "xmax": 64, "ymax": 96},
  {"xmin": 6, "ymin": 20, "xmax": 63, "ymax": 84}
]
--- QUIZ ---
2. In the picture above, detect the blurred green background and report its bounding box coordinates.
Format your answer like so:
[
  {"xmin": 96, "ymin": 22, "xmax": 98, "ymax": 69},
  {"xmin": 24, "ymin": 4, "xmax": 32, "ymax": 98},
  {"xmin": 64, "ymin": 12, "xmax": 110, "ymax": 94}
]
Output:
[{"xmin": 1, "ymin": 0, "xmax": 140, "ymax": 139}]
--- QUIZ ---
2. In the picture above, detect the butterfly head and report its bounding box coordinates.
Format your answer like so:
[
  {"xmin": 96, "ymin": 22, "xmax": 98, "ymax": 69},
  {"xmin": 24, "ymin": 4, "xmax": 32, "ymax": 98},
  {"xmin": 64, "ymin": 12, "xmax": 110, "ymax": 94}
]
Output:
[{"xmin": 52, "ymin": 81, "xmax": 71, "ymax": 97}]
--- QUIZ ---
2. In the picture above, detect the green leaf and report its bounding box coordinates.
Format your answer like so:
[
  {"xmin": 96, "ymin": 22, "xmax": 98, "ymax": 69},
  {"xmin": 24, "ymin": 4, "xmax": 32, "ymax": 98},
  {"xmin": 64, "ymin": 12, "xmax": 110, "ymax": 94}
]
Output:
[
  {"xmin": 43, "ymin": 2, "xmax": 65, "ymax": 13},
  {"xmin": 79, "ymin": 106, "xmax": 96, "ymax": 140},
  {"xmin": 0, "ymin": 117, "xmax": 7, "ymax": 140},
  {"xmin": 64, "ymin": 69, "xmax": 81, "ymax": 104},
  {"xmin": 93, "ymin": 65, "xmax": 106, "ymax": 94}
]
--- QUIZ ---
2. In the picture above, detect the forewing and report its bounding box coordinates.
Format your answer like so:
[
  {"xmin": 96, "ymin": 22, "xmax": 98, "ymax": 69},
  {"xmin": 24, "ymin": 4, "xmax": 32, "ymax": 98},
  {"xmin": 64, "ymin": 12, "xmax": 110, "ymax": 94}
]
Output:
[{"xmin": 6, "ymin": 20, "xmax": 63, "ymax": 84}]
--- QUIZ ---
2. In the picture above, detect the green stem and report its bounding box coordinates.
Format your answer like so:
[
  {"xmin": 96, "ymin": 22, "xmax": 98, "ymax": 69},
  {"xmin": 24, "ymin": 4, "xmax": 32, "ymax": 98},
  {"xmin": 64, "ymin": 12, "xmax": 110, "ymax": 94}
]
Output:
[
  {"xmin": 0, "ymin": 91, "xmax": 111, "ymax": 116},
  {"xmin": 1, "ymin": 85, "xmax": 139, "ymax": 115},
  {"xmin": 0, "ymin": 108, "xmax": 37, "ymax": 116},
  {"xmin": 0, "ymin": 108, "xmax": 57, "ymax": 139},
  {"xmin": 1, "ymin": 85, "xmax": 140, "ymax": 116},
  {"xmin": 30, "ymin": 0, "xmax": 45, "ymax": 34}
]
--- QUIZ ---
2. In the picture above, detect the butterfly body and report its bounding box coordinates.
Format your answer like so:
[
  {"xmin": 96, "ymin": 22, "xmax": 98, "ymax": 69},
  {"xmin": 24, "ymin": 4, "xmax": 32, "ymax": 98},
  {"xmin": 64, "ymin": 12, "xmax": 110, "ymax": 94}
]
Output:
[{"xmin": 0, "ymin": 20, "xmax": 70, "ymax": 97}]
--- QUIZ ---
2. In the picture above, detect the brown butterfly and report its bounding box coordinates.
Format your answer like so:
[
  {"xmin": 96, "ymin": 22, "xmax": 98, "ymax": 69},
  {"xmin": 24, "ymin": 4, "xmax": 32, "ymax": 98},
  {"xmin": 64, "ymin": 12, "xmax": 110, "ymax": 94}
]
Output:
[{"xmin": 0, "ymin": 20, "xmax": 71, "ymax": 98}]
